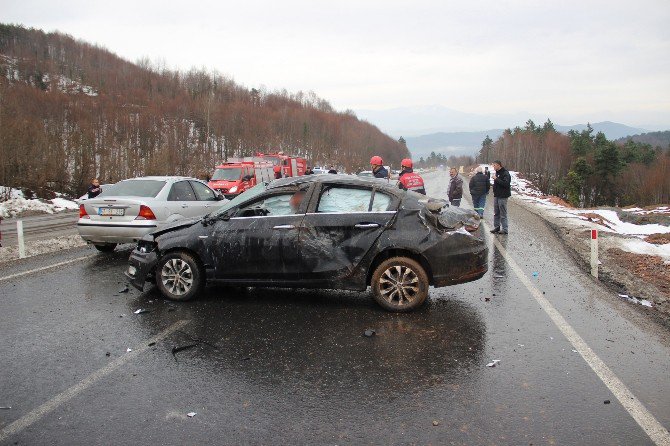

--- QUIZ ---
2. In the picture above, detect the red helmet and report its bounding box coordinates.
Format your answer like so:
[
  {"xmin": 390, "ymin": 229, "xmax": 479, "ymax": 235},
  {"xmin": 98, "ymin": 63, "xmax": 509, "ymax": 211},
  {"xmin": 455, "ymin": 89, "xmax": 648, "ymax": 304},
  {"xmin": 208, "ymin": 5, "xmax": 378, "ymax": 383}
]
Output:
[
  {"xmin": 273, "ymin": 165, "xmax": 281, "ymax": 173},
  {"xmin": 370, "ymin": 155, "xmax": 383, "ymax": 165},
  {"xmin": 401, "ymin": 158, "xmax": 413, "ymax": 168}
]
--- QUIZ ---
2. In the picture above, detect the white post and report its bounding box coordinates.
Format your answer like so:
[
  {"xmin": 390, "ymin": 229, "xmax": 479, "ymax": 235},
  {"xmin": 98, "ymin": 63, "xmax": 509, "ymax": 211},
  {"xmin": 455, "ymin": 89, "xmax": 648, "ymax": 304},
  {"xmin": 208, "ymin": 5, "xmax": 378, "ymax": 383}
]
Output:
[
  {"xmin": 590, "ymin": 229, "xmax": 598, "ymax": 279},
  {"xmin": 17, "ymin": 220, "xmax": 26, "ymax": 259}
]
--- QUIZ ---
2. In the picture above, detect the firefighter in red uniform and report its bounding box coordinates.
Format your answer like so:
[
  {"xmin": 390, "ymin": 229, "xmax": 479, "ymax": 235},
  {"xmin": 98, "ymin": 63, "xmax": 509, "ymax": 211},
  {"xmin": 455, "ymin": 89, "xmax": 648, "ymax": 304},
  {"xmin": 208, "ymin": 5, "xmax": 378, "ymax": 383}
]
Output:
[{"xmin": 397, "ymin": 158, "xmax": 426, "ymax": 195}]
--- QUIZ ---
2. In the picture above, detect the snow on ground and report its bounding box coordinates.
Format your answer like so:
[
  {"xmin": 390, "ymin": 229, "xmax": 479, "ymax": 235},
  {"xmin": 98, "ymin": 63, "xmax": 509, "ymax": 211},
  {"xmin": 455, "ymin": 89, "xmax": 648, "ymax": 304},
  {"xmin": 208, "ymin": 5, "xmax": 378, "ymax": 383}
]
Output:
[
  {"xmin": 0, "ymin": 186, "xmax": 78, "ymax": 218},
  {"xmin": 499, "ymin": 171, "xmax": 670, "ymax": 260}
]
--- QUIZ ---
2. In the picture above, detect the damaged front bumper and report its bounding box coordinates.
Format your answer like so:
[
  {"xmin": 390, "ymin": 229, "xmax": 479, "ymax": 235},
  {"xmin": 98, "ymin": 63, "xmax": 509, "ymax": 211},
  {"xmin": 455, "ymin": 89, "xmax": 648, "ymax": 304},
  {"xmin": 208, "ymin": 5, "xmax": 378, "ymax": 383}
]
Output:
[{"xmin": 125, "ymin": 248, "xmax": 159, "ymax": 292}]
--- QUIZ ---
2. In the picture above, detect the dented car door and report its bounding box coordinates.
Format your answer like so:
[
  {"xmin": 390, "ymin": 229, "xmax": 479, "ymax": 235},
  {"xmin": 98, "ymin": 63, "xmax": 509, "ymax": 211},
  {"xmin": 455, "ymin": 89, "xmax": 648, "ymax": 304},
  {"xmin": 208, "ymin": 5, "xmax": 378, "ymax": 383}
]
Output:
[{"xmin": 299, "ymin": 184, "xmax": 397, "ymax": 285}]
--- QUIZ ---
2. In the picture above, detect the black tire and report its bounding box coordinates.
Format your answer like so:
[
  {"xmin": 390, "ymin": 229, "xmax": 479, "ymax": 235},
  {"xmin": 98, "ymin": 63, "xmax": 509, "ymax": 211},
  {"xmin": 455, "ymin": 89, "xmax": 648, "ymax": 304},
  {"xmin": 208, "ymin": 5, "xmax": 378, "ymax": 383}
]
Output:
[
  {"xmin": 94, "ymin": 243, "xmax": 117, "ymax": 253},
  {"xmin": 155, "ymin": 251, "xmax": 204, "ymax": 301},
  {"xmin": 371, "ymin": 257, "xmax": 429, "ymax": 312}
]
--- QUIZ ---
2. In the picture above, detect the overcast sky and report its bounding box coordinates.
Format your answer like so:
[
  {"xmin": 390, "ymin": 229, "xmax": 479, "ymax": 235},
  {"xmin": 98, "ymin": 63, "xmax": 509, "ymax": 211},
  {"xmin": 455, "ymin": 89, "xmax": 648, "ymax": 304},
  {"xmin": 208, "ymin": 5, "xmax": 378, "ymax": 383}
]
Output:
[{"xmin": 3, "ymin": 0, "xmax": 670, "ymax": 127}]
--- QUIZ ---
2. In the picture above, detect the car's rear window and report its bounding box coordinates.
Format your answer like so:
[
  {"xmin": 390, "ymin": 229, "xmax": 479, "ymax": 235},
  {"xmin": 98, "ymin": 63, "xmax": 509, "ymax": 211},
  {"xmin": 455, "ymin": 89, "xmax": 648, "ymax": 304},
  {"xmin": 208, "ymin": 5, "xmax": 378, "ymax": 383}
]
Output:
[{"xmin": 99, "ymin": 180, "xmax": 167, "ymax": 198}]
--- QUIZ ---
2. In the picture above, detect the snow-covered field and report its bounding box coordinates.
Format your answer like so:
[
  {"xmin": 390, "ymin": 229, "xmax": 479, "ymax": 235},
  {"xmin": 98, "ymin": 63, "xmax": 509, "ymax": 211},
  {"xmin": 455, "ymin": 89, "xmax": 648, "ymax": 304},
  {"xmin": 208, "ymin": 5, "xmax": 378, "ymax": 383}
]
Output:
[{"xmin": 0, "ymin": 186, "xmax": 79, "ymax": 218}]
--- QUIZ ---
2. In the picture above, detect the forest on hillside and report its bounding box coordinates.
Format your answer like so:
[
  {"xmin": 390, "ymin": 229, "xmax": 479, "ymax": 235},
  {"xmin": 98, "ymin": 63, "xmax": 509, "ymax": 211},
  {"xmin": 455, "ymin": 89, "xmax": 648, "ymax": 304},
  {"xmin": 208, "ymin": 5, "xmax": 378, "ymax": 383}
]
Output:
[
  {"xmin": 476, "ymin": 120, "xmax": 669, "ymax": 207},
  {"xmin": 0, "ymin": 24, "xmax": 408, "ymax": 197}
]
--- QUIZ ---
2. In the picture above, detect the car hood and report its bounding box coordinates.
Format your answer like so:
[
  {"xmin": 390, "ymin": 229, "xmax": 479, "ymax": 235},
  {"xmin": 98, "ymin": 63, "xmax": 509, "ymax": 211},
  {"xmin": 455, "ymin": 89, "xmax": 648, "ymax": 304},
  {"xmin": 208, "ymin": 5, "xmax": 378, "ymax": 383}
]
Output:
[{"xmin": 150, "ymin": 217, "xmax": 202, "ymax": 237}]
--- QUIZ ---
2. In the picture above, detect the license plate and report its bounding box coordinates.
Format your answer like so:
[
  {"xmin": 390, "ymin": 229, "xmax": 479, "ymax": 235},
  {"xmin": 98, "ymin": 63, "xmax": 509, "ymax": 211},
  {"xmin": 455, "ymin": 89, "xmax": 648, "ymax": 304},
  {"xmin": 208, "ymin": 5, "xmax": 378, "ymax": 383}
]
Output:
[{"xmin": 99, "ymin": 208, "xmax": 125, "ymax": 216}]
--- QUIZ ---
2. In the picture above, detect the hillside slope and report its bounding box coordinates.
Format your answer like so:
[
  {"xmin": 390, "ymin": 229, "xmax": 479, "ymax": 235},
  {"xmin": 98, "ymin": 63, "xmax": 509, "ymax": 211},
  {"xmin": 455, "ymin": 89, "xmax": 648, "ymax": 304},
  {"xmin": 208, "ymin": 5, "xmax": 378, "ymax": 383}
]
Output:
[{"xmin": 0, "ymin": 24, "xmax": 408, "ymax": 196}]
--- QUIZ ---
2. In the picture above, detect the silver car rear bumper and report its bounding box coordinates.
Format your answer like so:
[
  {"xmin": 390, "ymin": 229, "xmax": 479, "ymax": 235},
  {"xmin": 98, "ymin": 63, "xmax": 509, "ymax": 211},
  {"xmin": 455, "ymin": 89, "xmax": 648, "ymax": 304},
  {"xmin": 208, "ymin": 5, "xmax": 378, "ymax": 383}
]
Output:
[{"xmin": 77, "ymin": 220, "xmax": 158, "ymax": 244}]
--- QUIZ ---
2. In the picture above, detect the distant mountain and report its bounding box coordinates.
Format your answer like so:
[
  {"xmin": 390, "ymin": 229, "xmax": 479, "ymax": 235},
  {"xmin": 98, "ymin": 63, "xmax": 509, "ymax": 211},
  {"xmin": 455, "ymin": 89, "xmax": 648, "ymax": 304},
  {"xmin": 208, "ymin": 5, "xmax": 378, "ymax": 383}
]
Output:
[
  {"xmin": 554, "ymin": 122, "xmax": 649, "ymax": 140},
  {"xmin": 404, "ymin": 121, "xmax": 652, "ymax": 159},
  {"xmin": 614, "ymin": 130, "xmax": 670, "ymax": 148}
]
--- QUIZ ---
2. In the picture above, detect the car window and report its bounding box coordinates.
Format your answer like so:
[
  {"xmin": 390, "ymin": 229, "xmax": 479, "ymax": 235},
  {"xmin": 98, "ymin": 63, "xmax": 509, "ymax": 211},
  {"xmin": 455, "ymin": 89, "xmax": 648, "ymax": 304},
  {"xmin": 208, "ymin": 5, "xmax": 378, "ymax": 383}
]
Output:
[
  {"xmin": 236, "ymin": 193, "xmax": 297, "ymax": 217},
  {"xmin": 168, "ymin": 181, "xmax": 196, "ymax": 201},
  {"xmin": 317, "ymin": 187, "xmax": 372, "ymax": 213},
  {"xmin": 190, "ymin": 181, "xmax": 218, "ymax": 201},
  {"xmin": 99, "ymin": 180, "xmax": 166, "ymax": 198},
  {"xmin": 371, "ymin": 192, "xmax": 392, "ymax": 211}
]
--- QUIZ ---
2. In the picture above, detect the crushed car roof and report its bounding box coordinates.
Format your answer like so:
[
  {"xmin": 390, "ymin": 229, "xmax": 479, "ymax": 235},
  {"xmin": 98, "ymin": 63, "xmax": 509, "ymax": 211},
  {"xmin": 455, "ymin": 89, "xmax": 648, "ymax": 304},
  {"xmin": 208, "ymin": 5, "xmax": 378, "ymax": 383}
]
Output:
[{"xmin": 269, "ymin": 174, "xmax": 401, "ymax": 194}]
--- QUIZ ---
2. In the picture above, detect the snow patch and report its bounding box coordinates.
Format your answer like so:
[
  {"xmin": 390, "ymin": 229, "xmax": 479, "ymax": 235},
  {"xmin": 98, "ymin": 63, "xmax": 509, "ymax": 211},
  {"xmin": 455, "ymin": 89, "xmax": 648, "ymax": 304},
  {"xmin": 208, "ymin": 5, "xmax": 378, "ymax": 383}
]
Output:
[{"xmin": 0, "ymin": 185, "xmax": 78, "ymax": 218}]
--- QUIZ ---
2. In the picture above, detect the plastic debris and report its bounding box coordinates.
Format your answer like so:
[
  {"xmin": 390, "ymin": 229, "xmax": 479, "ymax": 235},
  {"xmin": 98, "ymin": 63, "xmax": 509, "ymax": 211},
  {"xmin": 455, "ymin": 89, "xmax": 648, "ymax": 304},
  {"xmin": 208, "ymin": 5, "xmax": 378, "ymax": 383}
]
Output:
[
  {"xmin": 105, "ymin": 352, "xmax": 111, "ymax": 357},
  {"xmin": 484, "ymin": 297, "xmax": 491, "ymax": 302},
  {"xmin": 134, "ymin": 308, "xmax": 150, "ymax": 314},
  {"xmin": 148, "ymin": 342, "xmax": 156, "ymax": 347},
  {"xmin": 604, "ymin": 400, "xmax": 611, "ymax": 404},
  {"xmin": 126, "ymin": 348, "xmax": 132, "ymax": 352},
  {"xmin": 0, "ymin": 406, "xmax": 11, "ymax": 410},
  {"xmin": 618, "ymin": 294, "xmax": 653, "ymax": 308},
  {"xmin": 493, "ymin": 275, "xmax": 504, "ymax": 279},
  {"xmin": 187, "ymin": 412, "xmax": 197, "ymax": 417},
  {"xmin": 432, "ymin": 420, "xmax": 439, "ymax": 426},
  {"xmin": 532, "ymin": 272, "xmax": 539, "ymax": 277},
  {"xmin": 118, "ymin": 286, "xmax": 129, "ymax": 293},
  {"xmin": 364, "ymin": 329, "xmax": 376, "ymax": 337},
  {"xmin": 486, "ymin": 359, "xmax": 501, "ymax": 367},
  {"xmin": 572, "ymin": 349, "xmax": 578, "ymax": 353},
  {"xmin": 517, "ymin": 344, "xmax": 524, "ymax": 347}
]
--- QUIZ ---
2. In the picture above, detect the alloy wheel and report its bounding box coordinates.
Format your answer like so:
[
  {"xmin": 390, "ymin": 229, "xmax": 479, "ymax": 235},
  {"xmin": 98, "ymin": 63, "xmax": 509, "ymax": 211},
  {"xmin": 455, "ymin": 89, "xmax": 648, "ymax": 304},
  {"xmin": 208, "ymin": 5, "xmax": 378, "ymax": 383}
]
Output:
[
  {"xmin": 378, "ymin": 265, "xmax": 420, "ymax": 307},
  {"xmin": 161, "ymin": 258, "xmax": 194, "ymax": 296}
]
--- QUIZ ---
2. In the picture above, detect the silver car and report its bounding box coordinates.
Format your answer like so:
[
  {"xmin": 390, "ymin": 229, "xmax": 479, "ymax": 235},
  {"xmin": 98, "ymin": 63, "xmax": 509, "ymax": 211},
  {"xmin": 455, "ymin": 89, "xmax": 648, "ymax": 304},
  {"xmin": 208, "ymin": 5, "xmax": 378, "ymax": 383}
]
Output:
[{"xmin": 77, "ymin": 176, "xmax": 226, "ymax": 252}]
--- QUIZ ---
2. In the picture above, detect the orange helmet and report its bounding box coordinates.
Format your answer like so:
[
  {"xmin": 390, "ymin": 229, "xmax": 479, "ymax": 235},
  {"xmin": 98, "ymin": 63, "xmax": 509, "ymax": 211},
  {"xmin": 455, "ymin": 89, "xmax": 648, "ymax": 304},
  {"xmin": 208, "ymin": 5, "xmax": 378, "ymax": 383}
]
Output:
[
  {"xmin": 401, "ymin": 158, "xmax": 413, "ymax": 168},
  {"xmin": 370, "ymin": 155, "xmax": 383, "ymax": 165}
]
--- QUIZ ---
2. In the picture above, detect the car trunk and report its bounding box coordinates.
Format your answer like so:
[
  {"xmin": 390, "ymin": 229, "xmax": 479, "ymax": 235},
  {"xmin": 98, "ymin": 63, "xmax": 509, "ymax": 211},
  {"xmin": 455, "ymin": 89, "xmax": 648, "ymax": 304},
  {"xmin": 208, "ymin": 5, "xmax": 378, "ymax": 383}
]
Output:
[{"xmin": 83, "ymin": 197, "xmax": 147, "ymax": 223}]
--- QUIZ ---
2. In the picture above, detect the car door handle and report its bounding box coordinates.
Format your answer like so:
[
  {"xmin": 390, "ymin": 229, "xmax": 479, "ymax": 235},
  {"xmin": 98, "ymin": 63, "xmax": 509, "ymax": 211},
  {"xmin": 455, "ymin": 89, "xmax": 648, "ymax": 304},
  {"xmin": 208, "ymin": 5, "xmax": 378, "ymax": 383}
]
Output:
[
  {"xmin": 354, "ymin": 223, "xmax": 380, "ymax": 229},
  {"xmin": 181, "ymin": 204, "xmax": 189, "ymax": 208},
  {"xmin": 273, "ymin": 224, "xmax": 295, "ymax": 230}
]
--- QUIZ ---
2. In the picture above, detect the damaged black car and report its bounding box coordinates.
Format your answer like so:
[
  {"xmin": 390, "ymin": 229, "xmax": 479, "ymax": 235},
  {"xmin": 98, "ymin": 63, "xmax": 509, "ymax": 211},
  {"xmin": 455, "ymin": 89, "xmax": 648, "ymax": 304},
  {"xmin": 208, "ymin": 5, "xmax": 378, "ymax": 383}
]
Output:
[{"xmin": 125, "ymin": 175, "xmax": 488, "ymax": 312}]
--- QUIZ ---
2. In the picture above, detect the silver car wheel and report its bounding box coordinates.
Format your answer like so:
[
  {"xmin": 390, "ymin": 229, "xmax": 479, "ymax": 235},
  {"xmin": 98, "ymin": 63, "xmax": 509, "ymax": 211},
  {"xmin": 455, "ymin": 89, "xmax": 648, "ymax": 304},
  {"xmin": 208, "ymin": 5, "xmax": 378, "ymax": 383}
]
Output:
[
  {"xmin": 378, "ymin": 265, "xmax": 420, "ymax": 307},
  {"xmin": 161, "ymin": 258, "xmax": 194, "ymax": 296}
]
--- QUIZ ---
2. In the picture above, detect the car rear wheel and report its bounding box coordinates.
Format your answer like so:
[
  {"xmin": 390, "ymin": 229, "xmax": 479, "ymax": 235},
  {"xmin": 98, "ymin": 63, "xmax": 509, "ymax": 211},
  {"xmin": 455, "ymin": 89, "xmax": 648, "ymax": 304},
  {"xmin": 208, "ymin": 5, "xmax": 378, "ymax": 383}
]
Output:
[
  {"xmin": 94, "ymin": 243, "xmax": 117, "ymax": 252},
  {"xmin": 371, "ymin": 257, "xmax": 429, "ymax": 312},
  {"xmin": 155, "ymin": 252, "xmax": 203, "ymax": 301}
]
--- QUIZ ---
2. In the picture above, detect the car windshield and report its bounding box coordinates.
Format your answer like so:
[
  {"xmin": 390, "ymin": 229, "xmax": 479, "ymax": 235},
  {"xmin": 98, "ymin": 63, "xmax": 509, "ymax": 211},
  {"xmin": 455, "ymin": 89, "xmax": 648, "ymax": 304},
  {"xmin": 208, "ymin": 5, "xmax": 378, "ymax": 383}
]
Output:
[
  {"xmin": 211, "ymin": 168, "xmax": 242, "ymax": 181},
  {"xmin": 211, "ymin": 182, "xmax": 268, "ymax": 216},
  {"xmin": 99, "ymin": 180, "xmax": 166, "ymax": 198}
]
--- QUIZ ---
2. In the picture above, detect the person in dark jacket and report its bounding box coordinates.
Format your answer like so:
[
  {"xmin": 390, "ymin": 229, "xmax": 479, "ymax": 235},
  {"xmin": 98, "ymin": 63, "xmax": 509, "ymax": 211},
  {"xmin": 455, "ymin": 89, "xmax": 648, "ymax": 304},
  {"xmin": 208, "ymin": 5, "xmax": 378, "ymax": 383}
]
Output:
[
  {"xmin": 370, "ymin": 156, "xmax": 389, "ymax": 179},
  {"xmin": 87, "ymin": 178, "xmax": 102, "ymax": 199},
  {"xmin": 397, "ymin": 158, "xmax": 426, "ymax": 194},
  {"xmin": 327, "ymin": 165, "xmax": 338, "ymax": 174},
  {"xmin": 490, "ymin": 160, "xmax": 512, "ymax": 234},
  {"xmin": 447, "ymin": 168, "xmax": 463, "ymax": 206},
  {"xmin": 469, "ymin": 166, "xmax": 489, "ymax": 216}
]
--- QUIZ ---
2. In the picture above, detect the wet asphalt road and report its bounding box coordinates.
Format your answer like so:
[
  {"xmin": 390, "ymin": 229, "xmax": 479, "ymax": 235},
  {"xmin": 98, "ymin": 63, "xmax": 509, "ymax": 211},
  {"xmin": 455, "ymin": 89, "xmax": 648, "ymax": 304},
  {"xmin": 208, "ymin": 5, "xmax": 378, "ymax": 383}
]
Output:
[{"xmin": 1, "ymin": 172, "xmax": 669, "ymax": 445}]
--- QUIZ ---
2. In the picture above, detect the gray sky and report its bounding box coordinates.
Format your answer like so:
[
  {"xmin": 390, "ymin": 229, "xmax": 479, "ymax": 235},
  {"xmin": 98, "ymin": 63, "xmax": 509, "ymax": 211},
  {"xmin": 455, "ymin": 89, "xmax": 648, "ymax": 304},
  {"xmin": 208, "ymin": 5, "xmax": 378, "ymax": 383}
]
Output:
[{"xmin": 3, "ymin": 0, "xmax": 670, "ymax": 128}]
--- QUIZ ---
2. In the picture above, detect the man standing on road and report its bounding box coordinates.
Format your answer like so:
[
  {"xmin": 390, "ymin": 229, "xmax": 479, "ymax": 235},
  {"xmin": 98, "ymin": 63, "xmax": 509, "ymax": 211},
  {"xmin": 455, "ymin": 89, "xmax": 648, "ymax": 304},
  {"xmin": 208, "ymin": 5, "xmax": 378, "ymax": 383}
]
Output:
[
  {"xmin": 397, "ymin": 158, "xmax": 426, "ymax": 194},
  {"xmin": 87, "ymin": 178, "xmax": 102, "ymax": 199},
  {"xmin": 490, "ymin": 160, "xmax": 511, "ymax": 234},
  {"xmin": 447, "ymin": 168, "xmax": 463, "ymax": 207},
  {"xmin": 469, "ymin": 166, "xmax": 489, "ymax": 217},
  {"xmin": 370, "ymin": 156, "xmax": 389, "ymax": 179}
]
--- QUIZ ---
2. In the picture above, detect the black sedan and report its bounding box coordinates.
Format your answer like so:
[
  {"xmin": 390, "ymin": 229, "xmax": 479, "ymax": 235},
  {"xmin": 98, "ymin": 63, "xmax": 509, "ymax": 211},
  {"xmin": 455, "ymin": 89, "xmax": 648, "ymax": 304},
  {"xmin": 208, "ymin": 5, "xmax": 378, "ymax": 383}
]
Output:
[{"xmin": 125, "ymin": 175, "xmax": 488, "ymax": 311}]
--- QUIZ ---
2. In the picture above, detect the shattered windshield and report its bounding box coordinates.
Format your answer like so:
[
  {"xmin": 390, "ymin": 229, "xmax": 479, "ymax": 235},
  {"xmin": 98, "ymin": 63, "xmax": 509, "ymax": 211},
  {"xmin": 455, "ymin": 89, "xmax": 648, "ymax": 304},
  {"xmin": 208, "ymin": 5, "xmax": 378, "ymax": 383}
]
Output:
[{"xmin": 210, "ymin": 183, "xmax": 267, "ymax": 216}]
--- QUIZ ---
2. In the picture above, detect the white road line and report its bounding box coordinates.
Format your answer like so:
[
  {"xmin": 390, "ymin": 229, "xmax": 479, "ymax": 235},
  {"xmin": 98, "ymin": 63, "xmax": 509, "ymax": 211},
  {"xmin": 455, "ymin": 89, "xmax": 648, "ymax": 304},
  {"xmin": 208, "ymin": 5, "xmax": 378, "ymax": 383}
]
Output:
[
  {"xmin": 0, "ymin": 319, "xmax": 190, "ymax": 443},
  {"xmin": 487, "ymin": 224, "xmax": 670, "ymax": 445},
  {"xmin": 0, "ymin": 255, "xmax": 96, "ymax": 283}
]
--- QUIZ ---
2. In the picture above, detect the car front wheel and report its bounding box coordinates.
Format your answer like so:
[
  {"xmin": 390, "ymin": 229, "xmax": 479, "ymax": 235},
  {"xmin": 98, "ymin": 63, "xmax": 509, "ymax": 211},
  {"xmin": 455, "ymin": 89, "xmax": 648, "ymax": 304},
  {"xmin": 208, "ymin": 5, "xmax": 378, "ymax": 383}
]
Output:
[
  {"xmin": 155, "ymin": 252, "xmax": 204, "ymax": 301},
  {"xmin": 371, "ymin": 257, "xmax": 429, "ymax": 312}
]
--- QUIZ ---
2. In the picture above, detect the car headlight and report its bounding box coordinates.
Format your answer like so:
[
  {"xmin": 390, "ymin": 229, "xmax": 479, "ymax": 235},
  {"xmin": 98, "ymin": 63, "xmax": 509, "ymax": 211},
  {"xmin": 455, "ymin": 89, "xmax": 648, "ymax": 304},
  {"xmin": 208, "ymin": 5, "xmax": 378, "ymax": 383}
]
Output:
[
  {"xmin": 229, "ymin": 186, "xmax": 238, "ymax": 193},
  {"xmin": 137, "ymin": 240, "xmax": 157, "ymax": 254}
]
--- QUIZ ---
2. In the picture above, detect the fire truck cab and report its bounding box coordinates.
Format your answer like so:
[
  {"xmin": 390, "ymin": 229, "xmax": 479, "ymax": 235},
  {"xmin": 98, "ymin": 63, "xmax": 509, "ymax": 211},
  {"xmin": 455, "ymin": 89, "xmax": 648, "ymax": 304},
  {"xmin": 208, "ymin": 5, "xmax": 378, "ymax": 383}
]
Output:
[{"xmin": 208, "ymin": 160, "xmax": 274, "ymax": 199}]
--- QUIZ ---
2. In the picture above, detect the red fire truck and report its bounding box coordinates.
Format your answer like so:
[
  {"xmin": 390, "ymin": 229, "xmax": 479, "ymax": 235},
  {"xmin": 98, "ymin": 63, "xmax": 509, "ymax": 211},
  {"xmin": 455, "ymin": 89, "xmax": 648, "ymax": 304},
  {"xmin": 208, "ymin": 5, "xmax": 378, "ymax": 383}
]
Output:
[
  {"xmin": 208, "ymin": 159, "xmax": 274, "ymax": 199},
  {"xmin": 258, "ymin": 152, "xmax": 307, "ymax": 177}
]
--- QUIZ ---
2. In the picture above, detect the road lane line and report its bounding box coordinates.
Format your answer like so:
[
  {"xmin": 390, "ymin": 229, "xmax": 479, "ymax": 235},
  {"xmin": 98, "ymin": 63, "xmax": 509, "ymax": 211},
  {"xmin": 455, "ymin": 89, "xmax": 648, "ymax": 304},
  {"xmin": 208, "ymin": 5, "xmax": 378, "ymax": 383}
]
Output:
[
  {"xmin": 487, "ymin": 225, "xmax": 670, "ymax": 445},
  {"xmin": 0, "ymin": 319, "xmax": 190, "ymax": 443},
  {"xmin": 0, "ymin": 255, "xmax": 96, "ymax": 283}
]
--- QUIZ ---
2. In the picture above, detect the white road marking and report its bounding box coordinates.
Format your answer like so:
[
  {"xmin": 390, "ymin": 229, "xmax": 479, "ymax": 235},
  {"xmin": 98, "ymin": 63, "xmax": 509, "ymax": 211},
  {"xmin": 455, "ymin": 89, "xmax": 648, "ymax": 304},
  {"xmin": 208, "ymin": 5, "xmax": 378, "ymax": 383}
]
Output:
[
  {"xmin": 487, "ymin": 224, "xmax": 670, "ymax": 445},
  {"xmin": 0, "ymin": 255, "xmax": 96, "ymax": 283},
  {"xmin": 0, "ymin": 319, "xmax": 190, "ymax": 443}
]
